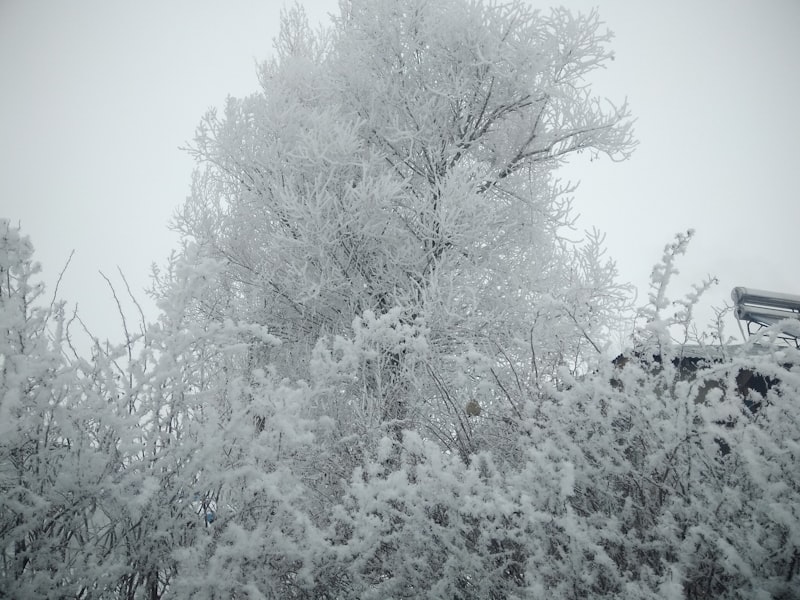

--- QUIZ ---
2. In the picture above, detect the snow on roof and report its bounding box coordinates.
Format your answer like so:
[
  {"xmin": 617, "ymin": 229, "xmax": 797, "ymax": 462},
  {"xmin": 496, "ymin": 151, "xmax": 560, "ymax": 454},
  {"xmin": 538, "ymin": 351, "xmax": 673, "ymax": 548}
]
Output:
[{"xmin": 615, "ymin": 343, "xmax": 797, "ymax": 369}]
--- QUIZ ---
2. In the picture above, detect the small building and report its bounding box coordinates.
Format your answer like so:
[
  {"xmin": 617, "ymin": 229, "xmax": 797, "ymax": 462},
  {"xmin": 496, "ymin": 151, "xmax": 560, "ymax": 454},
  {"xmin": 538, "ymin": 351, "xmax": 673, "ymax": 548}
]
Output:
[{"xmin": 613, "ymin": 287, "xmax": 800, "ymax": 408}]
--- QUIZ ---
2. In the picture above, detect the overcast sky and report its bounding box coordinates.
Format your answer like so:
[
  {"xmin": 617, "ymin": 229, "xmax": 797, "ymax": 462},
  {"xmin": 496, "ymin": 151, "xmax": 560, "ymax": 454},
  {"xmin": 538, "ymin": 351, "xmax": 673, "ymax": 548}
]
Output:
[{"xmin": 2, "ymin": 0, "xmax": 799, "ymax": 347}]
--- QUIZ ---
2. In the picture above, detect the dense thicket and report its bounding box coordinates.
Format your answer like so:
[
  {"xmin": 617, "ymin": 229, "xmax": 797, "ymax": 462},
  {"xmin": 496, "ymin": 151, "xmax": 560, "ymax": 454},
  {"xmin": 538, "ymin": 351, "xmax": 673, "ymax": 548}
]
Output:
[{"xmin": 2, "ymin": 1, "xmax": 798, "ymax": 598}]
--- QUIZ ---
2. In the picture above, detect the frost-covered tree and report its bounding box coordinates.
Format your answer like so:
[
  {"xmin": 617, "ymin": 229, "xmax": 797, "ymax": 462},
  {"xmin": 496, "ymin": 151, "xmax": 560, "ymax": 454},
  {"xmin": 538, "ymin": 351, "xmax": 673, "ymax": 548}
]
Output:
[
  {"xmin": 146, "ymin": 0, "xmax": 638, "ymax": 592},
  {"xmin": 0, "ymin": 221, "xmax": 137, "ymax": 597},
  {"xmin": 320, "ymin": 234, "xmax": 800, "ymax": 599},
  {"xmin": 0, "ymin": 228, "xmax": 328, "ymax": 598},
  {"xmin": 7, "ymin": 1, "xmax": 797, "ymax": 598},
  {"xmin": 552, "ymin": 234, "xmax": 800, "ymax": 599},
  {"xmin": 176, "ymin": 0, "xmax": 634, "ymax": 465},
  {"xmin": 0, "ymin": 220, "xmax": 95, "ymax": 597},
  {"xmin": 147, "ymin": 246, "xmax": 336, "ymax": 599}
]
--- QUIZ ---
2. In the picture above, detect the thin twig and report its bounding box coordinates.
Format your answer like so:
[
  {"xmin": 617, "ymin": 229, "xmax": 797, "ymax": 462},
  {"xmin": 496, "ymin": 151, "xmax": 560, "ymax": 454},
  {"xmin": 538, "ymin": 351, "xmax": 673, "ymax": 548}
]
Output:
[
  {"xmin": 117, "ymin": 267, "xmax": 148, "ymax": 342},
  {"xmin": 43, "ymin": 249, "xmax": 75, "ymax": 332},
  {"xmin": 99, "ymin": 270, "xmax": 133, "ymax": 367},
  {"xmin": 490, "ymin": 367, "xmax": 523, "ymax": 420}
]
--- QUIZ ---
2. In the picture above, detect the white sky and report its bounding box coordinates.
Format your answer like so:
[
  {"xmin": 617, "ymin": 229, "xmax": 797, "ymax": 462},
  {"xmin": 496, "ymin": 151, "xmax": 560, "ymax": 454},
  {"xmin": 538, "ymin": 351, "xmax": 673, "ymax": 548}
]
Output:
[{"xmin": 2, "ymin": 0, "xmax": 799, "ymax": 347}]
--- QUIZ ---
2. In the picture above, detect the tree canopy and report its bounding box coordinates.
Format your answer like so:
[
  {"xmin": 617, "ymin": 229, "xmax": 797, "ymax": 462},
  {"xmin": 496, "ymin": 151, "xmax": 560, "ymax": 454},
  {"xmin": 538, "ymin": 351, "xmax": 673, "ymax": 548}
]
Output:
[{"xmin": 179, "ymin": 0, "xmax": 634, "ymax": 458}]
